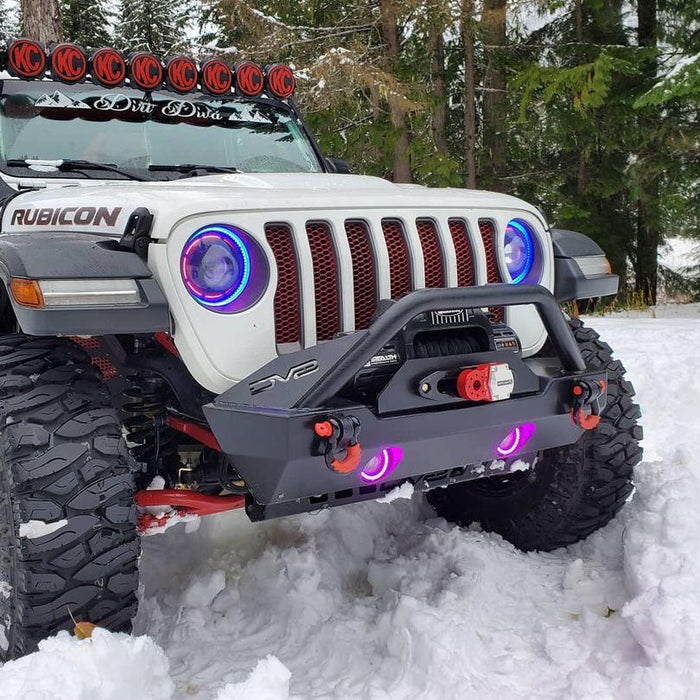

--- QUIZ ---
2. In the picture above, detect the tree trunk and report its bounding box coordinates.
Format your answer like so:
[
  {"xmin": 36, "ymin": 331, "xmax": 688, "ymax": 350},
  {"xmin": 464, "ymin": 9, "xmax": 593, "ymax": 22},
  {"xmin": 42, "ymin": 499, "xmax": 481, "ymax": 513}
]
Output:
[
  {"xmin": 429, "ymin": 27, "xmax": 449, "ymax": 154},
  {"xmin": 635, "ymin": 0, "xmax": 660, "ymax": 304},
  {"xmin": 480, "ymin": 0, "xmax": 507, "ymax": 190},
  {"xmin": 462, "ymin": 0, "xmax": 476, "ymax": 188},
  {"xmin": 379, "ymin": 0, "xmax": 412, "ymax": 183},
  {"xmin": 574, "ymin": 0, "xmax": 583, "ymax": 42},
  {"xmin": 20, "ymin": 0, "xmax": 63, "ymax": 43}
]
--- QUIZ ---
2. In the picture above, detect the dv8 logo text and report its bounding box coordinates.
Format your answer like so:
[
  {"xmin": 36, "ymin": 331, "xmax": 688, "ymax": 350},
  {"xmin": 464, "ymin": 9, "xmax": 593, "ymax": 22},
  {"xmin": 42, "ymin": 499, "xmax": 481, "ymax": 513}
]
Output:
[{"xmin": 249, "ymin": 360, "xmax": 320, "ymax": 395}]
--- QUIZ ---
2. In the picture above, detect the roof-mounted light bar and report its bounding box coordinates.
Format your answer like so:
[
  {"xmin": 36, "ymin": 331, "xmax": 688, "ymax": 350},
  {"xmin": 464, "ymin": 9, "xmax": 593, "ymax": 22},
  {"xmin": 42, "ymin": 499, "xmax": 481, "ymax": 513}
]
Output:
[{"xmin": 1, "ymin": 39, "xmax": 297, "ymax": 100}]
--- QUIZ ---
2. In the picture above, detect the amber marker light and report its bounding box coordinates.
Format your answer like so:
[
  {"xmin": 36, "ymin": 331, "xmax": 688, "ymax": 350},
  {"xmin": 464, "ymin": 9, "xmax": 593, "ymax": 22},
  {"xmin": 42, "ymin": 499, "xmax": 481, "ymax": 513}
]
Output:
[{"xmin": 10, "ymin": 279, "xmax": 44, "ymax": 307}]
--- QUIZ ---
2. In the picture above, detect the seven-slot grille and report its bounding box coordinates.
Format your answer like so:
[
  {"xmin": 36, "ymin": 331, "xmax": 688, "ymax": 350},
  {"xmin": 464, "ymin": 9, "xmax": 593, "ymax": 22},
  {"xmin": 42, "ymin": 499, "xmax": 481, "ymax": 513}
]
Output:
[{"xmin": 264, "ymin": 217, "xmax": 503, "ymax": 347}]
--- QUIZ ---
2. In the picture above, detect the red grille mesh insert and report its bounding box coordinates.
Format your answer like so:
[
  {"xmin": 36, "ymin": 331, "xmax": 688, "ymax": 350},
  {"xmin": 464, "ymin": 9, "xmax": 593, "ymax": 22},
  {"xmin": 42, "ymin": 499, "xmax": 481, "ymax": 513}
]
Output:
[
  {"xmin": 265, "ymin": 224, "xmax": 302, "ymax": 344},
  {"xmin": 345, "ymin": 221, "xmax": 377, "ymax": 329},
  {"xmin": 416, "ymin": 219, "xmax": 445, "ymax": 288},
  {"xmin": 478, "ymin": 219, "xmax": 504, "ymax": 322},
  {"xmin": 448, "ymin": 219, "xmax": 475, "ymax": 287},
  {"xmin": 382, "ymin": 219, "xmax": 411, "ymax": 300},
  {"xmin": 306, "ymin": 222, "xmax": 340, "ymax": 341}
]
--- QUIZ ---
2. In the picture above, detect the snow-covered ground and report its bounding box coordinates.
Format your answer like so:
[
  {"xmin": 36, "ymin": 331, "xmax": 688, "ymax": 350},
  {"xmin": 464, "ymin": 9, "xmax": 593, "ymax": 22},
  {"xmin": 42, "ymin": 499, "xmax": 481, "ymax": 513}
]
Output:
[{"xmin": 1, "ymin": 305, "xmax": 699, "ymax": 699}]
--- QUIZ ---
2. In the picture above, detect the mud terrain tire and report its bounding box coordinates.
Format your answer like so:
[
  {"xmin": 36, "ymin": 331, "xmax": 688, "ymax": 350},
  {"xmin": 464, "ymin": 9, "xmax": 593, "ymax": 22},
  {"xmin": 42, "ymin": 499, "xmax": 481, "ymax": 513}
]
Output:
[
  {"xmin": 0, "ymin": 335, "xmax": 138, "ymax": 660},
  {"xmin": 427, "ymin": 317, "xmax": 643, "ymax": 552}
]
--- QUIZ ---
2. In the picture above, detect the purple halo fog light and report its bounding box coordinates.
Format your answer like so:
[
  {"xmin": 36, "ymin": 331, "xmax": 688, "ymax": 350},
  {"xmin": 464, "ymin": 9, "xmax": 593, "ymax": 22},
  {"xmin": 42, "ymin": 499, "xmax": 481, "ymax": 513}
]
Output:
[
  {"xmin": 360, "ymin": 447, "xmax": 404, "ymax": 483},
  {"xmin": 496, "ymin": 423, "xmax": 537, "ymax": 457}
]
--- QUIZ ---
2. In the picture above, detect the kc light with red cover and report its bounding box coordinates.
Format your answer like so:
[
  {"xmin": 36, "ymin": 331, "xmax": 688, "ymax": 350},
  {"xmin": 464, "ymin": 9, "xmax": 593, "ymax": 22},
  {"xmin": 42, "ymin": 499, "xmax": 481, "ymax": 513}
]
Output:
[
  {"xmin": 90, "ymin": 47, "xmax": 126, "ymax": 87},
  {"xmin": 201, "ymin": 58, "xmax": 233, "ymax": 95},
  {"xmin": 166, "ymin": 55, "xmax": 199, "ymax": 93},
  {"xmin": 7, "ymin": 38, "xmax": 46, "ymax": 79},
  {"xmin": 129, "ymin": 52, "xmax": 163, "ymax": 90},
  {"xmin": 266, "ymin": 64, "xmax": 296, "ymax": 99},
  {"xmin": 235, "ymin": 61, "xmax": 264, "ymax": 97},
  {"xmin": 49, "ymin": 42, "xmax": 87, "ymax": 83}
]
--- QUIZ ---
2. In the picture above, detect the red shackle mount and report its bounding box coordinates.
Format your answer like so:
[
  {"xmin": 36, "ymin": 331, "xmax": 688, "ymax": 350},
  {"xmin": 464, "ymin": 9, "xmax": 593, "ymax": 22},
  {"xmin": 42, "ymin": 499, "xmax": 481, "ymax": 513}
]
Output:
[
  {"xmin": 313, "ymin": 414, "xmax": 362, "ymax": 474},
  {"xmin": 571, "ymin": 378, "xmax": 607, "ymax": 430}
]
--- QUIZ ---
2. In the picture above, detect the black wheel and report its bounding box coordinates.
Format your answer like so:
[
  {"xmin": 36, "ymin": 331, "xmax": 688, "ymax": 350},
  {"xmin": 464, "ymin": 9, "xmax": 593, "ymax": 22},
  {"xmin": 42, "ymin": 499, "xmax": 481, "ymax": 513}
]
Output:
[
  {"xmin": 427, "ymin": 317, "xmax": 643, "ymax": 552},
  {"xmin": 0, "ymin": 335, "xmax": 139, "ymax": 659}
]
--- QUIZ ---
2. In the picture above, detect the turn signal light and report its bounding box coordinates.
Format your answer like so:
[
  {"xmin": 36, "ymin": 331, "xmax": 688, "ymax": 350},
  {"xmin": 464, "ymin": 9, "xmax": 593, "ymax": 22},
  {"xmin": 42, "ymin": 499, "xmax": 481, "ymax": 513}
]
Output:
[{"xmin": 10, "ymin": 279, "xmax": 44, "ymax": 307}]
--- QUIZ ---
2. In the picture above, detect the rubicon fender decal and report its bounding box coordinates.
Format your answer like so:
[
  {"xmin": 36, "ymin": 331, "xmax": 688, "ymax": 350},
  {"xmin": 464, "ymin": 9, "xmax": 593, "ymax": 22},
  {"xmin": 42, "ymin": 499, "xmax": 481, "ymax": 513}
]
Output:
[{"xmin": 10, "ymin": 206, "xmax": 123, "ymax": 227}]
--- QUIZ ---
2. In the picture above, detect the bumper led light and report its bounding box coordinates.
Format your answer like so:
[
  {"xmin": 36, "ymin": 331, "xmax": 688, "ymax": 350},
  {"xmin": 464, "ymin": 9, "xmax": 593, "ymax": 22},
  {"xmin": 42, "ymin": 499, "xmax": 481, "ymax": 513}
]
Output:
[
  {"xmin": 360, "ymin": 447, "xmax": 404, "ymax": 483},
  {"xmin": 496, "ymin": 423, "xmax": 536, "ymax": 457}
]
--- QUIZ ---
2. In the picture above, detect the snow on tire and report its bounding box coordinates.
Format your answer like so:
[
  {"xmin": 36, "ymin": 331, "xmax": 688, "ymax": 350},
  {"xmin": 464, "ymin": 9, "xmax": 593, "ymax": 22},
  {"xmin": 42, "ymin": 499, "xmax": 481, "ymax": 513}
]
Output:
[
  {"xmin": 0, "ymin": 335, "xmax": 139, "ymax": 659},
  {"xmin": 427, "ymin": 317, "xmax": 643, "ymax": 552}
]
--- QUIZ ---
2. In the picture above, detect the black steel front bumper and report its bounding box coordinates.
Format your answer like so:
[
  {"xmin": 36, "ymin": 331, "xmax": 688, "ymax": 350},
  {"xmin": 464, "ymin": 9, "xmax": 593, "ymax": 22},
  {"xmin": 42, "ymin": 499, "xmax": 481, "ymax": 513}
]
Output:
[{"xmin": 204, "ymin": 285, "xmax": 605, "ymax": 506}]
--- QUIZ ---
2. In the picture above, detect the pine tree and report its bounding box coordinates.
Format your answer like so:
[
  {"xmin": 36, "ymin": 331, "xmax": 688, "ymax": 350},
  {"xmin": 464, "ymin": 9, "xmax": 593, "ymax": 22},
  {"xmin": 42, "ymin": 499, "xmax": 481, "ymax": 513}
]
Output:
[
  {"xmin": 116, "ymin": 0, "xmax": 189, "ymax": 55},
  {"xmin": 198, "ymin": 0, "xmax": 696, "ymax": 302},
  {"xmin": 0, "ymin": 0, "xmax": 19, "ymax": 43},
  {"xmin": 61, "ymin": 0, "xmax": 111, "ymax": 48}
]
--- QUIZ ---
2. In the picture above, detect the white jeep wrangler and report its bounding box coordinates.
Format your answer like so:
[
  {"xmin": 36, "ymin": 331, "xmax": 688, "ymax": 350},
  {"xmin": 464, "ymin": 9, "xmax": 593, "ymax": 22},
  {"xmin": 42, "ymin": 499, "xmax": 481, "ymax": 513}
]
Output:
[{"xmin": 0, "ymin": 39, "xmax": 641, "ymax": 659}]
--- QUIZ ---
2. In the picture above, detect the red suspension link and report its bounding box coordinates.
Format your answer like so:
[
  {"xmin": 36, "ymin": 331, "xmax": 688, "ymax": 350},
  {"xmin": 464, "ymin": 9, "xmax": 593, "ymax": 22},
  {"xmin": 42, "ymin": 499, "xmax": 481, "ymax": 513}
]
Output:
[
  {"xmin": 135, "ymin": 489, "xmax": 245, "ymax": 515},
  {"xmin": 135, "ymin": 489, "xmax": 245, "ymax": 534},
  {"xmin": 166, "ymin": 416, "xmax": 221, "ymax": 452}
]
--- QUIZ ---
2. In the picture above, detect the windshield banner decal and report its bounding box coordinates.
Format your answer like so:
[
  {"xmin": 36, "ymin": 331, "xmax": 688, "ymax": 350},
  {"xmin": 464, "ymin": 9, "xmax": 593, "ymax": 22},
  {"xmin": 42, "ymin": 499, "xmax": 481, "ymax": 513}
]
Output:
[{"xmin": 29, "ymin": 91, "xmax": 277, "ymax": 127}]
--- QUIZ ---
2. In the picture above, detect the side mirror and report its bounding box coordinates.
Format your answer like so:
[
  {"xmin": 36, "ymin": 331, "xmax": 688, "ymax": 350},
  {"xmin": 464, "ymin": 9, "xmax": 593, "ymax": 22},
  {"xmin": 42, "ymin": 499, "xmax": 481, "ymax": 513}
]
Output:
[{"xmin": 325, "ymin": 157, "xmax": 351, "ymax": 174}]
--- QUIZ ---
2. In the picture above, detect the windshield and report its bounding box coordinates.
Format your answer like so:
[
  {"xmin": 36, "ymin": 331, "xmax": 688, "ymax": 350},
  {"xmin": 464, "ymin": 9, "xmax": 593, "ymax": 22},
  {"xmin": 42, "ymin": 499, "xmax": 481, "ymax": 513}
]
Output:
[{"xmin": 0, "ymin": 81, "xmax": 323, "ymax": 178}]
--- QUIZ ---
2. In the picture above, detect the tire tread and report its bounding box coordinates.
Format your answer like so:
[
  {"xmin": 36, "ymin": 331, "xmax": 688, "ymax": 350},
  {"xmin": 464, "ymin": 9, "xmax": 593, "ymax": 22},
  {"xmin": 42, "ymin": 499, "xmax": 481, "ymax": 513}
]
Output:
[{"xmin": 0, "ymin": 335, "xmax": 138, "ymax": 660}]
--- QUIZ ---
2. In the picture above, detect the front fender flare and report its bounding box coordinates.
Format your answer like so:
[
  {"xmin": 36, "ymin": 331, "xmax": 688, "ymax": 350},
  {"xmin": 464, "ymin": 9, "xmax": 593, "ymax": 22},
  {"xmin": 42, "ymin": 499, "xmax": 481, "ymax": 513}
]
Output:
[
  {"xmin": 551, "ymin": 229, "xmax": 619, "ymax": 302},
  {"xmin": 0, "ymin": 232, "xmax": 170, "ymax": 335}
]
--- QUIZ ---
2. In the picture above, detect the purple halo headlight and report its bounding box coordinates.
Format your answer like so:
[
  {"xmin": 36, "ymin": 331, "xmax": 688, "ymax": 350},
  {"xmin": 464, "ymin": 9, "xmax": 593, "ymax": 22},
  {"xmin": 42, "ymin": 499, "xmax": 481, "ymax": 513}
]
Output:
[
  {"xmin": 496, "ymin": 423, "xmax": 537, "ymax": 457},
  {"xmin": 504, "ymin": 219, "xmax": 536, "ymax": 284},
  {"xmin": 360, "ymin": 447, "xmax": 404, "ymax": 483},
  {"xmin": 181, "ymin": 224, "xmax": 268, "ymax": 313}
]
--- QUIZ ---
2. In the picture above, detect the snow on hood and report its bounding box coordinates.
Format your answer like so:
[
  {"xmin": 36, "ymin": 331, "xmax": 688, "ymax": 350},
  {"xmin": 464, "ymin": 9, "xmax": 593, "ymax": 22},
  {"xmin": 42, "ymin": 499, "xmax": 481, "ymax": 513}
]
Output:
[{"xmin": 0, "ymin": 172, "xmax": 543, "ymax": 239}]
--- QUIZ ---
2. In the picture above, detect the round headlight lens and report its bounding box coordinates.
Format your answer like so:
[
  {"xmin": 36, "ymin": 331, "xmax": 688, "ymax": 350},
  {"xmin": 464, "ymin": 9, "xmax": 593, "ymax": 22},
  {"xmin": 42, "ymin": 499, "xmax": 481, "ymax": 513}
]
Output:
[
  {"xmin": 504, "ymin": 219, "xmax": 535, "ymax": 284},
  {"xmin": 181, "ymin": 224, "xmax": 268, "ymax": 312}
]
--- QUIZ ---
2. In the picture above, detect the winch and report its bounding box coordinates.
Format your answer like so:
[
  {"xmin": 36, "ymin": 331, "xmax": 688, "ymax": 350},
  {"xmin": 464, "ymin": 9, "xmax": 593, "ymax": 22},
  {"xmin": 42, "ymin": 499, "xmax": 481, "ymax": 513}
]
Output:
[{"xmin": 343, "ymin": 306, "xmax": 520, "ymax": 403}]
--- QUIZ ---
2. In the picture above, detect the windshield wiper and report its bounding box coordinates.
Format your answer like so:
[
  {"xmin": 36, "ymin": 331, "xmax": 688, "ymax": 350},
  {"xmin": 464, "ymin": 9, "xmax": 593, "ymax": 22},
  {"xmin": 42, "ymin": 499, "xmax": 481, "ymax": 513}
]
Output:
[
  {"xmin": 148, "ymin": 164, "xmax": 241, "ymax": 176},
  {"xmin": 6, "ymin": 158, "xmax": 149, "ymax": 182}
]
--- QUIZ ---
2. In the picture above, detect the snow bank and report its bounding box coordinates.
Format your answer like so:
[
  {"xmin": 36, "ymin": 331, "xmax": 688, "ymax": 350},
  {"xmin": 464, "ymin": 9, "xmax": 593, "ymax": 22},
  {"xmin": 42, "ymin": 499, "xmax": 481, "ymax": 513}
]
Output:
[
  {"xmin": 1, "ymin": 309, "xmax": 699, "ymax": 699},
  {"xmin": 0, "ymin": 629, "xmax": 173, "ymax": 699},
  {"xmin": 214, "ymin": 656, "xmax": 292, "ymax": 700}
]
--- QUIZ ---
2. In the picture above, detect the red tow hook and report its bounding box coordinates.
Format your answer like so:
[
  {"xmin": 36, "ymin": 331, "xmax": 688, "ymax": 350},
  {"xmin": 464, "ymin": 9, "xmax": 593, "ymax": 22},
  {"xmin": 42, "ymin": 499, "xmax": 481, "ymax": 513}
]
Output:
[
  {"xmin": 135, "ymin": 489, "xmax": 245, "ymax": 534},
  {"xmin": 313, "ymin": 415, "xmax": 362, "ymax": 474},
  {"xmin": 571, "ymin": 379, "xmax": 606, "ymax": 430}
]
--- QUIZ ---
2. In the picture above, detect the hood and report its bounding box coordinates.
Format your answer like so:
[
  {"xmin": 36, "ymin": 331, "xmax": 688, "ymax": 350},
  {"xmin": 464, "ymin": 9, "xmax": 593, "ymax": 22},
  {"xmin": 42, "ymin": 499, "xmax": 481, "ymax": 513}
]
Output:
[{"xmin": 0, "ymin": 172, "xmax": 545, "ymax": 239}]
